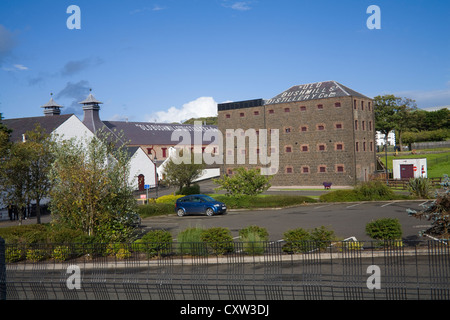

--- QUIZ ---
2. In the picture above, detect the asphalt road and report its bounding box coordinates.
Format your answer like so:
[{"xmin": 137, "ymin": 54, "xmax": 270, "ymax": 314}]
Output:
[{"xmin": 141, "ymin": 200, "xmax": 433, "ymax": 242}]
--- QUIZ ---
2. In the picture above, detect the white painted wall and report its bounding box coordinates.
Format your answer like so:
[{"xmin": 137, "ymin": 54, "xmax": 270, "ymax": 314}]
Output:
[
  {"xmin": 128, "ymin": 147, "xmax": 156, "ymax": 189},
  {"xmin": 392, "ymin": 158, "xmax": 427, "ymax": 179}
]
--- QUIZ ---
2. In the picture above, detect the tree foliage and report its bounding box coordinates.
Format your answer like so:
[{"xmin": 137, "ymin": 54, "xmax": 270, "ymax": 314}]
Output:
[
  {"xmin": 373, "ymin": 94, "xmax": 417, "ymax": 148},
  {"xmin": 162, "ymin": 150, "xmax": 205, "ymax": 192},
  {"xmin": 214, "ymin": 167, "xmax": 272, "ymax": 197},
  {"xmin": 0, "ymin": 124, "xmax": 54, "ymax": 224},
  {"xmin": 49, "ymin": 129, "xmax": 138, "ymax": 242}
]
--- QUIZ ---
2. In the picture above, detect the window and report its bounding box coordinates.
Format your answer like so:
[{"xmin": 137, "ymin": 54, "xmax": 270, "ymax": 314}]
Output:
[
  {"xmin": 317, "ymin": 104, "xmax": 323, "ymax": 110},
  {"xmin": 286, "ymin": 167, "xmax": 293, "ymax": 174},
  {"xmin": 336, "ymin": 143, "xmax": 343, "ymax": 151},
  {"xmin": 268, "ymin": 109, "xmax": 274, "ymax": 114},
  {"xmin": 285, "ymin": 127, "xmax": 291, "ymax": 133},
  {"xmin": 363, "ymin": 142, "xmax": 366, "ymax": 151},
  {"xmin": 285, "ymin": 146, "xmax": 292, "ymax": 153},
  {"xmin": 317, "ymin": 124, "xmax": 325, "ymax": 131},
  {"xmin": 369, "ymin": 121, "xmax": 372, "ymax": 131},
  {"xmin": 226, "ymin": 114, "xmax": 231, "ymax": 118},
  {"xmin": 362, "ymin": 121, "xmax": 365, "ymax": 131},
  {"xmin": 354, "ymin": 100, "xmax": 357, "ymax": 109},
  {"xmin": 284, "ymin": 107, "xmax": 290, "ymax": 113},
  {"xmin": 361, "ymin": 101, "xmax": 364, "ymax": 110},
  {"xmin": 300, "ymin": 106, "xmax": 306, "ymax": 111},
  {"xmin": 302, "ymin": 166, "xmax": 309, "ymax": 174},
  {"xmin": 161, "ymin": 147, "xmax": 167, "ymax": 157},
  {"xmin": 319, "ymin": 166, "xmax": 326, "ymax": 173},
  {"xmin": 301, "ymin": 126, "xmax": 308, "ymax": 132},
  {"xmin": 370, "ymin": 141, "xmax": 373, "ymax": 152},
  {"xmin": 335, "ymin": 102, "xmax": 341, "ymax": 108},
  {"xmin": 356, "ymin": 142, "xmax": 359, "ymax": 152},
  {"xmin": 240, "ymin": 112, "xmax": 245, "ymax": 117},
  {"xmin": 336, "ymin": 165, "xmax": 344, "ymax": 173},
  {"xmin": 318, "ymin": 144, "xmax": 326, "ymax": 151},
  {"xmin": 301, "ymin": 145, "xmax": 309, "ymax": 152},
  {"xmin": 368, "ymin": 102, "xmax": 371, "ymax": 111},
  {"xmin": 354, "ymin": 120, "xmax": 358, "ymax": 130},
  {"xmin": 254, "ymin": 111, "xmax": 259, "ymax": 115},
  {"xmin": 335, "ymin": 123, "xmax": 343, "ymax": 129}
]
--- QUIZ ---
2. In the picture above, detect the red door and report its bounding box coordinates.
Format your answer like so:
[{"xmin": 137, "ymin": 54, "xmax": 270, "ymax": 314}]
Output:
[
  {"xmin": 138, "ymin": 174, "xmax": 145, "ymax": 191},
  {"xmin": 400, "ymin": 164, "xmax": 414, "ymax": 179}
]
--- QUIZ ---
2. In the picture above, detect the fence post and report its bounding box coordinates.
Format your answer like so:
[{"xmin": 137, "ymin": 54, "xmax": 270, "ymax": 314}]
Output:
[{"xmin": 0, "ymin": 237, "xmax": 5, "ymax": 300}]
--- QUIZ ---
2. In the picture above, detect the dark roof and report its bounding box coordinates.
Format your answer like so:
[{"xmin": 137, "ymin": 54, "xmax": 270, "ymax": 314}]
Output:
[
  {"xmin": 103, "ymin": 121, "xmax": 219, "ymax": 146},
  {"xmin": 265, "ymin": 81, "xmax": 371, "ymax": 105},
  {"xmin": 1, "ymin": 114, "xmax": 73, "ymax": 142}
]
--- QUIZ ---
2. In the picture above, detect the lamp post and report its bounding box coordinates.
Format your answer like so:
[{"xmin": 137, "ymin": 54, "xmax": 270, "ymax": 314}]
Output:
[
  {"xmin": 385, "ymin": 133, "xmax": 389, "ymax": 185},
  {"xmin": 154, "ymin": 155, "xmax": 158, "ymax": 199}
]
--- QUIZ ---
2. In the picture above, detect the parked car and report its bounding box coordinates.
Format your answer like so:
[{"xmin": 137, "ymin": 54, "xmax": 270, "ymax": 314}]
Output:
[{"xmin": 175, "ymin": 194, "xmax": 227, "ymax": 217}]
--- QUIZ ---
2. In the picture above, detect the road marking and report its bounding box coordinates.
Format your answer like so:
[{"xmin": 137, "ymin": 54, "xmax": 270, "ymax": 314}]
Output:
[
  {"xmin": 380, "ymin": 201, "xmax": 398, "ymax": 207},
  {"xmin": 313, "ymin": 204, "xmax": 334, "ymax": 209},
  {"xmin": 346, "ymin": 203, "xmax": 363, "ymax": 208}
]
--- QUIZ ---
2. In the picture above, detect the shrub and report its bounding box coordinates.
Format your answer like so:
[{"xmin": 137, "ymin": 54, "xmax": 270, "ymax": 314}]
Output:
[
  {"xmin": 407, "ymin": 177, "xmax": 432, "ymax": 199},
  {"xmin": 239, "ymin": 225, "xmax": 269, "ymax": 241},
  {"xmin": 155, "ymin": 194, "xmax": 185, "ymax": 204},
  {"xmin": 355, "ymin": 181, "xmax": 395, "ymax": 200},
  {"xmin": 200, "ymin": 227, "xmax": 234, "ymax": 255},
  {"xmin": 214, "ymin": 167, "xmax": 272, "ymax": 197},
  {"xmin": 134, "ymin": 230, "xmax": 173, "ymax": 257},
  {"xmin": 365, "ymin": 218, "xmax": 403, "ymax": 240},
  {"xmin": 26, "ymin": 248, "xmax": 48, "ymax": 262},
  {"xmin": 282, "ymin": 226, "xmax": 335, "ymax": 253},
  {"xmin": 137, "ymin": 203, "xmax": 174, "ymax": 217},
  {"xmin": 6, "ymin": 247, "xmax": 24, "ymax": 263},
  {"xmin": 239, "ymin": 226, "xmax": 269, "ymax": 255},
  {"xmin": 52, "ymin": 245, "xmax": 71, "ymax": 261},
  {"xmin": 282, "ymin": 228, "xmax": 312, "ymax": 253},
  {"xmin": 241, "ymin": 232, "xmax": 266, "ymax": 255},
  {"xmin": 177, "ymin": 227, "xmax": 207, "ymax": 255},
  {"xmin": 176, "ymin": 184, "xmax": 200, "ymax": 195}
]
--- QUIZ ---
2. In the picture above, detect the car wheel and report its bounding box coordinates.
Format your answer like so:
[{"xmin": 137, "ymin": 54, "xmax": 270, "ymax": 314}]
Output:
[
  {"xmin": 205, "ymin": 208, "xmax": 214, "ymax": 216},
  {"xmin": 177, "ymin": 208, "xmax": 185, "ymax": 217}
]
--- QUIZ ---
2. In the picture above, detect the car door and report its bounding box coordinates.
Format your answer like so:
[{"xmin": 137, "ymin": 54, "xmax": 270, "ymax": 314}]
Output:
[{"xmin": 190, "ymin": 196, "xmax": 205, "ymax": 214}]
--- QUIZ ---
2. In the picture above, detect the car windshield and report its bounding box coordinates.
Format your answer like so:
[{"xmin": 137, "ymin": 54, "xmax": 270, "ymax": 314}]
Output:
[{"xmin": 200, "ymin": 195, "xmax": 216, "ymax": 202}]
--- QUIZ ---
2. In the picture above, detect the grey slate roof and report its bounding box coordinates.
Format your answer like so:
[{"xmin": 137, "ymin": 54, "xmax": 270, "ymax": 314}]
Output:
[
  {"xmin": 1, "ymin": 114, "xmax": 73, "ymax": 142},
  {"xmin": 264, "ymin": 80, "xmax": 371, "ymax": 105},
  {"xmin": 79, "ymin": 93, "xmax": 103, "ymax": 105},
  {"xmin": 103, "ymin": 121, "xmax": 219, "ymax": 146}
]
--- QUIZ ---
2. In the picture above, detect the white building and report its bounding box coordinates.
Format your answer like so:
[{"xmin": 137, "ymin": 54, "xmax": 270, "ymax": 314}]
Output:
[
  {"xmin": 376, "ymin": 130, "xmax": 396, "ymax": 146},
  {"xmin": 392, "ymin": 158, "xmax": 427, "ymax": 180}
]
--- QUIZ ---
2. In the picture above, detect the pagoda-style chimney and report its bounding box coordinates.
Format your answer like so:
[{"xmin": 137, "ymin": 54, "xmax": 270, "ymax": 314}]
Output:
[
  {"xmin": 41, "ymin": 93, "xmax": 63, "ymax": 116},
  {"xmin": 79, "ymin": 89, "xmax": 104, "ymax": 133}
]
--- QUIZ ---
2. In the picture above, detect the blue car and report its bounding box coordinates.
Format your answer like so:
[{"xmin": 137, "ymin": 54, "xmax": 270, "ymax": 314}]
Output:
[{"xmin": 175, "ymin": 194, "xmax": 227, "ymax": 217}]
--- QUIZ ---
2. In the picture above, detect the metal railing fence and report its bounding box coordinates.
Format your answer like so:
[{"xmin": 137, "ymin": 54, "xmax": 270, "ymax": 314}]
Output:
[{"xmin": 1, "ymin": 239, "xmax": 449, "ymax": 300}]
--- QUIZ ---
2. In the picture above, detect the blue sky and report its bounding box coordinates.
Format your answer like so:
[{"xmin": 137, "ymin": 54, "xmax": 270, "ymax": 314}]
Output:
[{"xmin": 1, "ymin": 0, "xmax": 449, "ymax": 123}]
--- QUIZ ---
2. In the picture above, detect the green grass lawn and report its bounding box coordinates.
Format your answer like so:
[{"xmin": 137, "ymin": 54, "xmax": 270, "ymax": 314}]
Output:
[{"xmin": 378, "ymin": 150, "xmax": 450, "ymax": 178}]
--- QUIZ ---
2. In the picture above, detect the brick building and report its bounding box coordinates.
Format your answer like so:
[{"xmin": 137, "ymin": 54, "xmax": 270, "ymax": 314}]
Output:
[{"xmin": 217, "ymin": 81, "xmax": 376, "ymax": 186}]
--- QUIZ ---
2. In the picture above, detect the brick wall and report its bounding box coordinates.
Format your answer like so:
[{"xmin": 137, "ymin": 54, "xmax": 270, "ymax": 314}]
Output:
[{"xmin": 218, "ymin": 96, "xmax": 376, "ymax": 186}]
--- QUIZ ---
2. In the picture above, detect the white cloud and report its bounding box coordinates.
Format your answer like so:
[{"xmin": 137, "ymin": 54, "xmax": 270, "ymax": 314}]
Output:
[
  {"xmin": 231, "ymin": 2, "xmax": 252, "ymax": 11},
  {"xmin": 394, "ymin": 82, "xmax": 450, "ymax": 109},
  {"xmin": 148, "ymin": 97, "xmax": 218, "ymax": 123},
  {"xmin": 13, "ymin": 64, "xmax": 28, "ymax": 70},
  {"xmin": 2, "ymin": 64, "xmax": 28, "ymax": 71}
]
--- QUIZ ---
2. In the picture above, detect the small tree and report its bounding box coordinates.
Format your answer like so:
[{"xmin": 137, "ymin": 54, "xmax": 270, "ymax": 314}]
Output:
[
  {"xmin": 163, "ymin": 149, "xmax": 205, "ymax": 193},
  {"xmin": 214, "ymin": 167, "xmax": 271, "ymax": 197},
  {"xmin": 49, "ymin": 129, "xmax": 138, "ymax": 242}
]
